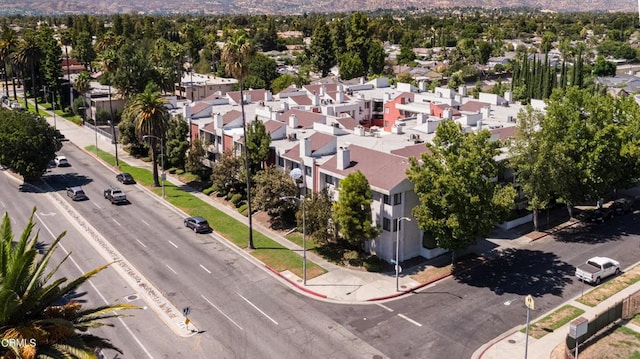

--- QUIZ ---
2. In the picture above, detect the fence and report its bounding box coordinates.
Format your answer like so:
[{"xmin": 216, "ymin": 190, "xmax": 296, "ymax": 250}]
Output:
[{"xmin": 564, "ymin": 289, "xmax": 640, "ymax": 358}]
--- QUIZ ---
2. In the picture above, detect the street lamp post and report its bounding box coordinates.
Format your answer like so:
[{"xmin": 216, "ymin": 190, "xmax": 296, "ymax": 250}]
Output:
[
  {"xmin": 143, "ymin": 135, "xmax": 165, "ymax": 198},
  {"xmin": 107, "ymin": 87, "xmax": 118, "ymax": 167},
  {"xmin": 395, "ymin": 217, "xmax": 411, "ymax": 292},
  {"xmin": 281, "ymin": 195, "xmax": 306, "ymax": 285}
]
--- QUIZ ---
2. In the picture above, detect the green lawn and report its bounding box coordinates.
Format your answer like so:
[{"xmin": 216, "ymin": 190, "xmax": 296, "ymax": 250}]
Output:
[{"xmin": 88, "ymin": 146, "xmax": 326, "ymax": 280}]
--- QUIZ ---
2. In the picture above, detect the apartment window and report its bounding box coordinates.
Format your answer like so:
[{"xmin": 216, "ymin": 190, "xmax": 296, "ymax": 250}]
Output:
[
  {"xmin": 384, "ymin": 121, "xmax": 389, "ymax": 128},
  {"xmin": 393, "ymin": 193, "xmax": 402, "ymax": 205},
  {"xmin": 305, "ymin": 165, "xmax": 311, "ymax": 176},
  {"xmin": 382, "ymin": 217, "xmax": 391, "ymax": 232},
  {"xmin": 277, "ymin": 156, "xmax": 284, "ymax": 167},
  {"xmin": 383, "ymin": 194, "xmax": 391, "ymax": 205},
  {"xmin": 385, "ymin": 107, "xmax": 390, "ymax": 114},
  {"xmin": 393, "ymin": 219, "xmax": 404, "ymax": 232},
  {"xmin": 325, "ymin": 174, "xmax": 334, "ymax": 185}
]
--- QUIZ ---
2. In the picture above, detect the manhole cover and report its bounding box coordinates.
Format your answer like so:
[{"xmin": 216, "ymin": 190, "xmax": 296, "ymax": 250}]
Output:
[
  {"xmin": 167, "ymin": 292, "xmax": 176, "ymax": 297},
  {"xmin": 508, "ymin": 339, "xmax": 516, "ymax": 344},
  {"xmin": 125, "ymin": 294, "xmax": 139, "ymax": 302}
]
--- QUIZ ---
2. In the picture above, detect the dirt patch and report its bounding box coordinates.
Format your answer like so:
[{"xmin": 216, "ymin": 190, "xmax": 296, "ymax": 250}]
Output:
[
  {"xmin": 411, "ymin": 264, "xmax": 452, "ymax": 283},
  {"xmin": 578, "ymin": 325, "xmax": 640, "ymax": 359},
  {"xmin": 528, "ymin": 305, "xmax": 584, "ymax": 339},
  {"xmin": 578, "ymin": 265, "xmax": 640, "ymax": 307},
  {"xmin": 410, "ymin": 254, "xmax": 484, "ymax": 284}
]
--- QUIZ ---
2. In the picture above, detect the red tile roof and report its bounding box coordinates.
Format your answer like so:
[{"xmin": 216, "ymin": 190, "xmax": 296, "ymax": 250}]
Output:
[
  {"xmin": 320, "ymin": 145, "xmax": 410, "ymax": 191},
  {"xmin": 263, "ymin": 119, "xmax": 285, "ymax": 133},
  {"xmin": 282, "ymin": 132, "xmax": 336, "ymax": 162},
  {"xmin": 289, "ymin": 94, "xmax": 312, "ymax": 106},
  {"xmin": 459, "ymin": 100, "xmax": 490, "ymax": 113},
  {"xmin": 281, "ymin": 109, "xmax": 326, "ymax": 129},
  {"xmin": 390, "ymin": 143, "xmax": 431, "ymax": 159}
]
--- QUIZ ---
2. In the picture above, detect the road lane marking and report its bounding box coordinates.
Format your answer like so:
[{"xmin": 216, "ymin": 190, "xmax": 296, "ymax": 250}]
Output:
[
  {"xmin": 165, "ymin": 264, "xmax": 178, "ymax": 275},
  {"xmin": 201, "ymin": 295, "xmax": 243, "ymax": 330},
  {"xmin": 168, "ymin": 240, "xmax": 178, "ymax": 248},
  {"xmin": 398, "ymin": 314, "xmax": 422, "ymax": 327},
  {"xmin": 36, "ymin": 213, "xmax": 155, "ymax": 358},
  {"xmin": 92, "ymin": 202, "xmax": 101, "ymax": 209},
  {"xmin": 112, "ymin": 218, "xmax": 122, "ymax": 226},
  {"xmin": 376, "ymin": 303, "xmax": 394, "ymax": 312},
  {"xmin": 141, "ymin": 219, "xmax": 150, "ymax": 226},
  {"xmin": 199, "ymin": 264, "xmax": 211, "ymax": 274},
  {"xmin": 238, "ymin": 293, "xmax": 278, "ymax": 325},
  {"xmin": 0, "ymin": 200, "xmax": 4, "ymax": 208},
  {"xmin": 136, "ymin": 239, "xmax": 147, "ymax": 248}
]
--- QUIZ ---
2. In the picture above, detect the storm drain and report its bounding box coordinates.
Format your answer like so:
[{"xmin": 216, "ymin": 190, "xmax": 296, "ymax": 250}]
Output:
[{"xmin": 125, "ymin": 294, "xmax": 139, "ymax": 302}]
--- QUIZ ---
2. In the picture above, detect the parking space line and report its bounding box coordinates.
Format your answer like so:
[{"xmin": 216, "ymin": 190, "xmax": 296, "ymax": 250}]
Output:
[
  {"xmin": 168, "ymin": 240, "xmax": 178, "ymax": 248},
  {"xmin": 199, "ymin": 264, "xmax": 211, "ymax": 274},
  {"xmin": 398, "ymin": 314, "xmax": 422, "ymax": 327},
  {"xmin": 165, "ymin": 264, "xmax": 178, "ymax": 275}
]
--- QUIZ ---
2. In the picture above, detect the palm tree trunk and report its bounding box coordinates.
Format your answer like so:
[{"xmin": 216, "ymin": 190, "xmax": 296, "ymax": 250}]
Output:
[
  {"xmin": 31, "ymin": 60, "xmax": 38, "ymax": 114},
  {"xmin": 22, "ymin": 68, "xmax": 28, "ymax": 109},
  {"xmin": 240, "ymin": 80, "xmax": 255, "ymax": 250},
  {"xmin": 151, "ymin": 139, "xmax": 160, "ymax": 187},
  {"xmin": 2, "ymin": 60, "xmax": 7, "ymax": 97},
  {"xmin": 12, "ymin": 76, "xmax": 16, "ymax": 100}
]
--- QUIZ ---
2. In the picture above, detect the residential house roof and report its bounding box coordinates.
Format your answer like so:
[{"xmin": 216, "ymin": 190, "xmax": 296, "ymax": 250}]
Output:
[
  {"xmin": 223, "ymin": 110, "xmax": 242, "ymax": 125},
  {"xmin": 289, "ymin": 94, "xmax": 313, "ymax": 106},
  {"xmin": 227, "ymin": 89, "xmax": 266, "ymax": 105},
  {"xmin": 264, "ymin": 119, "xmax": 286, "ymax": 134},
  {"xmin": 390, "ymin": 143, "xmax": 431, "ymax": 159},
  {"xmin": 282, "ymin": 132, "xmax": 336, "ymax": 162},
  {"xmin": 459, "ymin": 100, "xmax": 490, "ymax": 113},
  {"xmin": 281, "ymin": 109, "xmax": 325, "ymax": 129},
  {"xmin": 335, "ymin": 116, "xmax": 359, "ymax": 130},
  {"xmin": 320, "ymin": 144, "xmax": 411, "ymax": 192}
]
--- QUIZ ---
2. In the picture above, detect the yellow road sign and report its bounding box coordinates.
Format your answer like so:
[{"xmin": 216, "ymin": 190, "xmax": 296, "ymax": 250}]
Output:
[{"xmin": 525, "ymin": 295, "xmax": 535, "ymax": 310}]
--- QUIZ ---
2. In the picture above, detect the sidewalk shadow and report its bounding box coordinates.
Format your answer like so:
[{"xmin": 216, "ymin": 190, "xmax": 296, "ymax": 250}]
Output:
[{"xmin": 454, "ymin": 248, "xmax": 574, "ymax": 297}]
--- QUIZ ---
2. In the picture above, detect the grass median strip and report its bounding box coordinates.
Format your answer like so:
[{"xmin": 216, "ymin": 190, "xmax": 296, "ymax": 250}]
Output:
[
  {"xmin": 522, "ymin": 304, "xmax": 585, "ymax": 339},
  {"xmin": 88, "ymin": 146, "xmax": 326, "ymax": 280},
  {"xmin": 577, "ymin": 265, "xmax": 640, "ymax": 307}
]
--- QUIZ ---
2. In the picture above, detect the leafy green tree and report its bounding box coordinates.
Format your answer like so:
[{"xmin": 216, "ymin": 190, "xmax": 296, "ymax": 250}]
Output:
[
  {"xmin": 37, "ymin": 25, "xmax": 62, "ymax": 101},
  {"xmin": 0, "ymin": 209, "xmax": 136, "ymax": 358},
  {"xmin": 122, "ymin": 82, "xmax": 169, "ymax": 187},
  {"xmin": 332, "ymin": 170, "xmax": 380, "ymax": 249},
  {"xmin": 367, "ymin": 40, "xmax": 386, "ymax": 75},
  {"xmin": 271, "ymin": 74, "xmax": 296, "ymax": 94},
  {"xmin": 0, "ymin": 109, "xmax": 62, "ymax": 181},
  {"xmin": 447, "ymin": 73, "xmax": 464, "ymax": 90},
  {"xmin": 301, "ymin": 188, "xmax": 334, "ymax": 244},
  {"xmin": 591, "ymin": 55, "xmax": 616, "ymax": 77},
  {"xmin": 397, "ymin": 34, "xmax": 416, "ymax": 65},
  {"xmin": 310, "ymin": 20, "xmax": 336, "ymax": 78},
  {"xmin": 165, "ymin": 116, "xmax": 189, "ymax": 170},
  {"xmin": 251, "ymin": 166, "xmax": 299, "ymax": 228},
  {"xmin": 330, "ymin": 18, "xmax": 348, "ymax": 61},
  {"xmin": 346, "ymin": 12, "xmax": 371, "ymax": 74},
  {"xmin": 407, "ymin": 120, "xmax": 516, "ymax": 262},
  {"xmin": 245, "ymin": 118, "xmax": 271, "ymax": 176},
  {"xmin": 339, "ymin": 52, "xmax": 364, "ymax": 80},
  {"xmin": 72, "ymin": 31, "xmax": 96, "ymax": 71},
  {"xmin": 247, "ymin": 54, "xmax": 278, "ymax": 90},
  {"xmin": 185, "ymin": 137, "xmax": 208, "ymax": 180},
  {"xmin": 210, "ymin": 149, "xmax": 244, "ymax": 196},
  {"xmin": 509, "ymin": 106, "xmax": 554, "ymax": 230}
]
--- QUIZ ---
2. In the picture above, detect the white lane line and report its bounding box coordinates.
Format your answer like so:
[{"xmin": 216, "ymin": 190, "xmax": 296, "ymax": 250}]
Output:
[
  {"xmin": 36, "ymin": 213, "xmax": 155, "ymax": 358},
  {"xmin": 141, "ymin": 219, "xmax": 150, "ymax": 226},
  {"xmin": 238, "ymin": 293, "xmax": 278, "ymax": 325},
  {"xmin": 201, "ymin": 295, "xmax": 243, "ymax": 330},
  {"xmin": 376, "ymin": 303, "xmax": 394, "ymax": 312},
  {"xmin": 0, "ymin": 200, "xmax": 5, "ymax": 208},
  {"xmin": 168, "ymin": 240, "xmax": 178, "ymax": 248},
  {"xmin": 92, "ymin": 202, "xmax": 101, "ymax": 209},
  {"xmin": 112, "ymin": 218, "xmax": 122, "ymax": 226},
  {"xmin": 397, "ymin": 314, "xmax": 422, "ymax": 327},
  {"xmin": 199, "ymin": 264, "xmax": 211, "ymax": 274},
  {"xmin": 165, "ymin": 264, "xmax": 178, "ymax": 275},
  {"xmin": 136, "ymin": 239, "xmax": 147, "ymax": 248}
]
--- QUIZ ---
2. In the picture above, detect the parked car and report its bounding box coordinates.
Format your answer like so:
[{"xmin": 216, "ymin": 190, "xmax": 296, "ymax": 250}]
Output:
[
  {"xmin": 54, "ymin": 155, "xmax": 70, "ymax": 167},
  {"xmin": 116, "ymin": 172, "xmax": 135, "ymax": 184},
  {"xmin": 184, "ymin": 216, "xmax": 211, "ymax": 233},
  {"xmin": 611, "ymin": 198, "xmax": 633, "ymax": 215},
  {"xmin": 575, "ymin": 257, "xmax": 620, "ymax": 285},
  {"xmin": 583, "ymin": 208, "xmax": 613, "ymax": 224},
  {"xmin": 103, "ymin": 186, "xmax": 128, "ymax": 205},
  {"xmin": 66, "ymin": 186, "xmax": 88, "ymax": 201}
]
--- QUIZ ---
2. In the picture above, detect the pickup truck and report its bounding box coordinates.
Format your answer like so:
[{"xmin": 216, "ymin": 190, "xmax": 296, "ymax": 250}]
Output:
[
  {"xmin": 575, "ymin": 257, "xmax": 620, "ymax": 285},
  {"xmin": 103, "ymin": 187, "xmax": 127, "ymax": 205}
]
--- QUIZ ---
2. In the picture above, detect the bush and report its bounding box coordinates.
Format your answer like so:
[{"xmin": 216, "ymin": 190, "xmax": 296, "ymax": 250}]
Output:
[
  {"xmin": 168, "ymin": 167, "xmax": 177, "ymax": 174},
  {"xmin": 175, "ymin": 169, "xmax": 185, "ymax": 175},
  {"xmin": 230, "ymin": 193, "xmax": 243, "ymax": 207},
  {"xmin": 203, "ymin": 187, "xmax": 215, "ymax": 195},
  {"xmin": 225, "ymin": 192, "xmax": 234, "ymax": 200},
  {"xmin": 343, "ymin": 250, "xmax": 361, "ymax": 266},
  {"xmin": 238, "ymin": 203, "xmax": 248, "ymax": 216},
  {"xmin": 364, "ymin": 255, "xmax": 387, "ymax": 272}
]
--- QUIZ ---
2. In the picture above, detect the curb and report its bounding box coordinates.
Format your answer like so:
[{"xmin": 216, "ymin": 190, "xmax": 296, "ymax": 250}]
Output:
[{"xmin": 264, "ymin": 265, "xmax": 328, "ymax": 299}]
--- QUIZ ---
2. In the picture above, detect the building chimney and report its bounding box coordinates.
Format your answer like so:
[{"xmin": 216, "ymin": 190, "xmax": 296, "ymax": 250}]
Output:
[
  {"xmin": 271, "ymin": 109, "xmax": 281, "ymax": 122},
  {"xmin": 289, "ymin": 114, "xmax": 298, "ymax": 129},
  {"xmin": 504, "ymin": 91, "xmax": 513, "ymax": 103},
  {"xmin": 337, "ymin": 85, "xmax": 345, "ymax": 103},
  {"xmin": 313, "ymin": 92, "xmax": 320, "ymax": 106},
  {"xmin": 183, "ymin": 104, "xmax": 191, "ymax": 121},
  {"xmin": 419, "ymin": 81, "xmax": 427, "ymax": 91},
  {"xmin": 300, "ymin": 137, "xmax": 311, "ymax": 157},
  {"xmin": 265, "ymin": 90, "xmax": 273, "ymax": 102},
  {"xmin": 320, "ymin": 85, "xmax": 325, "ymax": 96},
  {"xmin": 214, "ymin": 113, "xmax": 223, "ymax": 129},
  {"xmin": 243, "ymin": 92, "xmax": 251, "ymax": 104},
  {"xmin": 337, "ymin": 146, "xmax": 350, "ymax": 170},
  {"xmin": 443, "ymin": 107, "xmax": 453, "ymax": 119},
  {"xmin": 458, "ymin": 85, "xmax": 467, "ymax": 97},
  {"xmin": 282, "ymin": 101, "xmax": 289, "ymax": 111}
]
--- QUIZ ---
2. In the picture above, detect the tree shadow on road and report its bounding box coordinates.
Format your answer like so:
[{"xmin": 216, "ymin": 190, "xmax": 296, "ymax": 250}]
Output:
[
  {"xmin": 454, "ymin": 248, "xmax": 574, "ymax": 297},
  {"xmin": 553, "ymin": 222, "xmax": 627, "ymax": 244}
]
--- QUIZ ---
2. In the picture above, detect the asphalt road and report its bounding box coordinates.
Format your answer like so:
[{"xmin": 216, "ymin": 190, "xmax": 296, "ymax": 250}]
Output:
[
  {"xmin": 0, "ymin": 170, "xmax": 209, "ymax": 358},
  {"xmin": 309, "ymin": 212, "xmax": 640, "ymax": 358},
  {"xmin": 38, "ymin": 142, "xmax": 385, "ymax": 359}
]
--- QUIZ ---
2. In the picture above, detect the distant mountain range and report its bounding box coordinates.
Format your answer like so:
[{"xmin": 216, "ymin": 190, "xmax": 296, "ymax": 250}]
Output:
[{"xmin": 3, "ymin": 0, "xmax": 637, "ymax": 16}]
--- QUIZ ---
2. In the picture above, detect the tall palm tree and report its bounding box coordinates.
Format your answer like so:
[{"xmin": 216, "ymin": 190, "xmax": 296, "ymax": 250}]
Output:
[
  {"xmin": 0, "ymin": 209, "xmax": 137, "ymax": 359},
  {"xmin": 13, "ymin": 31, "xmax": 42, "ymax": 113},
  {"xmin": 123, "ymin": 82, "xmax": 169, "ymax": 187},
  {"xmin": 0, "ymin": 25, "xmax": 17, "ymax": 100},
  {"xmin": 222, "ymin": 31, "xmax": 256, "ymax": 250},
  {"xmin": 74, "ymin": 71, "xmax": 91, "ymax": 123}
]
